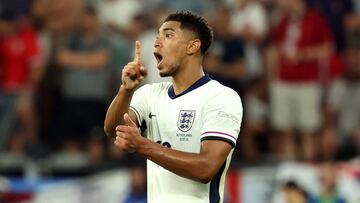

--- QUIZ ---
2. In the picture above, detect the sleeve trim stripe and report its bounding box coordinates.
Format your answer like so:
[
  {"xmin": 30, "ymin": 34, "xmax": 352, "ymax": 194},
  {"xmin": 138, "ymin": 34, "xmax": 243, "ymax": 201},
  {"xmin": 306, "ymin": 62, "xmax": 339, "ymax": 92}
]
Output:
[
  {"xmin": 129, "ymin": 106, "xmax": 142, "ymax": 125},
  {"xmin": 201, "ymin": 131, "xmax": 237, "ymax": 143},
  {"xmin": 201, "ymin": 136, "xmax": 236, "ymax": 148}
]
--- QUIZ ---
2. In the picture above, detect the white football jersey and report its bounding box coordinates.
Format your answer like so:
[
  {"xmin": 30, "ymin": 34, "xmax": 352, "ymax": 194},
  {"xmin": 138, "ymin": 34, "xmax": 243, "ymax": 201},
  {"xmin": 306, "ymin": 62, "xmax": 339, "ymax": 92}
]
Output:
[{"xmin": 130, "ymin": 75, "xmax": 243, "ymax": 203}]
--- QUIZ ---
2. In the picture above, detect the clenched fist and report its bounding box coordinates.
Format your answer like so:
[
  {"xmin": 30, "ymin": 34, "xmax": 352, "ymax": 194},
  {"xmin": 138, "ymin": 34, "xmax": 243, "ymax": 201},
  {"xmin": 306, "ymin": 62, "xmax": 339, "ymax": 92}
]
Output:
[{"xmin": 122, "ymin": 41, "xmax": 147, "ymax": 91}]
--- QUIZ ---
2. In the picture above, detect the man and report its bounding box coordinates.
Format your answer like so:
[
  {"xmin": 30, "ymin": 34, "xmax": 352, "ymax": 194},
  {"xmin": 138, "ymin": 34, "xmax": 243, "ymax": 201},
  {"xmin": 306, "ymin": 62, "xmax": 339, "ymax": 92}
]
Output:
[
  {"xmin": 0, "ymin": 10, "xmax": 44, "ymax": 151},
  {"xmin": 267, "ymin": 0, "xmax": 333, "ymax": 160},
  {"xmin": 56, "ymin": 6, "xmax": 111, "ymax": 146},
  {"xmin": 104, "ymin": 11, "xmax": 243, "ymax": 203}
]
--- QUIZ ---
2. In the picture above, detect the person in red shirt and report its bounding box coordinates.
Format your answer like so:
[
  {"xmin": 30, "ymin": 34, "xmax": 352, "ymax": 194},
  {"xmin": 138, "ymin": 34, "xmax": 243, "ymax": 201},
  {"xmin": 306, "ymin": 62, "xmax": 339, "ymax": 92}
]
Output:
[
  {"xmin": 0, "ymin": 11, "xmax": 44, "ymax": 151},
  {"xmin": 267, "ymin": 0, "xmax": 334, "ymax": 160}
]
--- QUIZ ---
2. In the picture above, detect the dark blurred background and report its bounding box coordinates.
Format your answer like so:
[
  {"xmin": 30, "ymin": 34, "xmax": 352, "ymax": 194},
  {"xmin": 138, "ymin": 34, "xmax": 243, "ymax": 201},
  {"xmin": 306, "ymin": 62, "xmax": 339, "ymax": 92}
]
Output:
[{"xmin": 0, "ymin": 0, "xmax": 360, "ymax": 202}]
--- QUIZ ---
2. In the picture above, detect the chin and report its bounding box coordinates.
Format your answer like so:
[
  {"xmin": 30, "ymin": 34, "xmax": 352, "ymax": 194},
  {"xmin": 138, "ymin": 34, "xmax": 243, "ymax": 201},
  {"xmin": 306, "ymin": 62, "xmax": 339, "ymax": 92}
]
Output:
[{"xmin": 158, "ymin": 63, "xmax": 178, "ymax": 77}]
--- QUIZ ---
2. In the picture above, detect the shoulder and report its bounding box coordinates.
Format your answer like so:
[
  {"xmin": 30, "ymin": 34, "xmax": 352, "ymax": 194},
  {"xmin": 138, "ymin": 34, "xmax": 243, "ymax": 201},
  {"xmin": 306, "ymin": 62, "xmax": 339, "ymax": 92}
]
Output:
[
  {"xmin": 208, "ymin": 80, "xmax": 241, "ymax": 98},
  {"xmin": 206, "ymin": 81, "xmax": 242, "ymax": 107},
  {"xmin": 135, "ymin": 82, "xmax": 172, "ymax": 94}
]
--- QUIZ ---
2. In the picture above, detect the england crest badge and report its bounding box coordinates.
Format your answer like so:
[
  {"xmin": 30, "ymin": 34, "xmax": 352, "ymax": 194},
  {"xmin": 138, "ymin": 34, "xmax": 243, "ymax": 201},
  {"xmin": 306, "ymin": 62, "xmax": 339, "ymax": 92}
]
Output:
[{"xmin": 178, "ymin": 110, "xmax": 196, "ymax": 132}]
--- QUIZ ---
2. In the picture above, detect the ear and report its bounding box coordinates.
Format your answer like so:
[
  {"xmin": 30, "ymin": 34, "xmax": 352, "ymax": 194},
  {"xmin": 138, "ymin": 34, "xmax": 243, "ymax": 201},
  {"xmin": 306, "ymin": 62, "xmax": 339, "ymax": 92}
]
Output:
[{"xmin": 186, "ymin": 39, "xmax": 201, "ymax": 55}]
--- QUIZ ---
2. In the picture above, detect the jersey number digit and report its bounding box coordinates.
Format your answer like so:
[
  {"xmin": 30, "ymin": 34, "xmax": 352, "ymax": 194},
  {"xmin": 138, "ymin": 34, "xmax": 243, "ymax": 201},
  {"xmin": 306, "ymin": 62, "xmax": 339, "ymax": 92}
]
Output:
[{"xmin": 156, "ymin": 140, "xmax": 172, "ymax": 148}]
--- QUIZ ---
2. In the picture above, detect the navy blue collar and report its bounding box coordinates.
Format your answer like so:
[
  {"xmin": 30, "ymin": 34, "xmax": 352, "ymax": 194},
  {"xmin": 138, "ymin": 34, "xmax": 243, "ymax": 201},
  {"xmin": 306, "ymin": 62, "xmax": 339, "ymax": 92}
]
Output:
[{"xmin": 168, "ymin": 75, "xmax": 211, "ymax": 99}]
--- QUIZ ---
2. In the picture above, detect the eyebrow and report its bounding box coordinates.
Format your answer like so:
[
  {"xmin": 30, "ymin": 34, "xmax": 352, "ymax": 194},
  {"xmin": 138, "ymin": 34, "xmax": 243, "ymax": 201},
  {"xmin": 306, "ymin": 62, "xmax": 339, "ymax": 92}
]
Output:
[{"xmin": 158, "ymin": 27, "xmax": 176, "ymax": 33}]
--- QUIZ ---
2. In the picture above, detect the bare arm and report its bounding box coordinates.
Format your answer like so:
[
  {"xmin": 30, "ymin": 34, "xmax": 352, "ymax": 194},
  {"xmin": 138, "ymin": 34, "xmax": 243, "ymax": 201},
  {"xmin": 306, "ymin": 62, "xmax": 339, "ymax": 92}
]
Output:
[
  {"xmin": 104, "ymin": 86, "xmax": 139, "ymax": 137},
  {"xmin": 104, "ymin": 41, "xmax": 147, "ymax": 137},
  {"xmin": 115, "ymin": 114, "xmax": 232, "ymax": 183},
  {"xmin": 282, "ymin": 42, "xmax": 334, "ymax": 63},
  {"xmin": 140, "ymin": 139, "xmax": 231, "ymax": 183},
  {"xmin": 300, "ymin": 42, "xmax": 333, "ymax": 61},
  {"xmin": 57, "ymin": 49, "xmax": 110, "ymax": 70}
]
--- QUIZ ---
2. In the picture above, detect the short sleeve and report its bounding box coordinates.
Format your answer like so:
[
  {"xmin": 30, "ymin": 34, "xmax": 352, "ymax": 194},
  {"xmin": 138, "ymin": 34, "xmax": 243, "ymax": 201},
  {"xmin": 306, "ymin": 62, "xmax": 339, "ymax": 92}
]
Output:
[
  {"xmin": 200, "ymin": 90, "xmax": 243, "ymax": 148},
  {"xmin": 130, "ymin": 84, "xmax": 151, "ymax": 127}
]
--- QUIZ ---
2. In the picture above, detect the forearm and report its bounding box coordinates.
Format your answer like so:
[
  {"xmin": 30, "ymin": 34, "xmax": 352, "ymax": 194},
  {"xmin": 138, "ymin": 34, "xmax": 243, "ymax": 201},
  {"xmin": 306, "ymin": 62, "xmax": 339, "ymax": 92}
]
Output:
[
  {"xmin": 301, "ymin": 43, "xmax": 333, "ymax": 61},
  {"xmin": 104, "ymin": 86, "xmax": 134, "ymax": 137},
  {"xmin": 58, "ymin": 50, "xmax": 109, "ymax": 70},
  {"xmin": 137, "ymin": 140, "xmax": 221, "ymax": 183},
  {"xmin": 68, "ymin": 51, "xmax": 109, "ymax": 69}
]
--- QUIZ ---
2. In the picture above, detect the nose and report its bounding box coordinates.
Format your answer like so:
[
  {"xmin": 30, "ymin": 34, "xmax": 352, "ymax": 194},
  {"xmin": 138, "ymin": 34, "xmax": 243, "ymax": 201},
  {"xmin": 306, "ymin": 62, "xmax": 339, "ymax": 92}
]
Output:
[{"xmin": 154, "ymin": 36, "xmax": 162, "ymax": 48}]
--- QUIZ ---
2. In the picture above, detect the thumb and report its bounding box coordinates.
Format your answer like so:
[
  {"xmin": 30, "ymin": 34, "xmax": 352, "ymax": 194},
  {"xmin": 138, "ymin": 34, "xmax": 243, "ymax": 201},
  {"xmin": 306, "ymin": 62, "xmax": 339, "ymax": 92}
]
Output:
[{"xmin": 124, "ymin": 113, "xmax": 137, "ymax": 127}]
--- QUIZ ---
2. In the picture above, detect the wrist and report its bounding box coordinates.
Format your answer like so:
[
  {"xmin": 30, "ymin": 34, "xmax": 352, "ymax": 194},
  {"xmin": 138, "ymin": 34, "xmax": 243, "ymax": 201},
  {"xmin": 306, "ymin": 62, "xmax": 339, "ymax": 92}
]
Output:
[
  {"xmin": 136, "ymin": 138, "xmax": 155, "ymax": 156},
  {"xmin": 119, "ymin": 84, "xmax": 136, "ymax": 95}
]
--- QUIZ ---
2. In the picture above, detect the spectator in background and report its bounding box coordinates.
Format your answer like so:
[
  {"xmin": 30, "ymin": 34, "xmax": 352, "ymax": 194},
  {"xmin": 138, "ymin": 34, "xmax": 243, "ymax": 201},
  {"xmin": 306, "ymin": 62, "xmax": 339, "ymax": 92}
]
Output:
[
  {"xmin": 315, "ymin": 163, "xmax": 346, "ymax": 203},
  {"xmin": 326, "ymin": 47, "xmax": 360, "ymax": 160},
  {"xmin": 204, "ymin": 6, "xmax": 247, "ymax": 95},
  {"xmin": 228, "ymin": 0, "xmax": 269, "ymax": 80},
  {"xmin": 96, "ymin": 0, "xmax": 143, "ymax": 35},
  {"xmin": 239, "ymin": 77, "xmax": 269, "ymax": 162},
  {"xmin": 123, "ymin": 166, "xmax": 147, "ymax": 203},
  {"xmin": 267, "ymin": 0, "xmax": 334, "ymax": 160},
  {"xmin": 160, "ymin": 0, "xmax": 215, "ymax": 14},
  {"xmin": 32, "ymin": 0, "xmax": 83, "ymax": 35},
  {"xmin": 309, "ymin": 0, "xmax": 353, "ymax": 53},
  {"xmin": 55, "ymin": 6, "xmax": 111, "ymax": 149},
  {"xmin": 0, "ymin": 10, "xmax": 44, "ymax": 153},
  {"xmin": 282, "ymin": 181, "xmax": 316, "ymax": 203},
  {"xmin": 344, "ymin": 0, "xmax": 360, "ymax": 49}
]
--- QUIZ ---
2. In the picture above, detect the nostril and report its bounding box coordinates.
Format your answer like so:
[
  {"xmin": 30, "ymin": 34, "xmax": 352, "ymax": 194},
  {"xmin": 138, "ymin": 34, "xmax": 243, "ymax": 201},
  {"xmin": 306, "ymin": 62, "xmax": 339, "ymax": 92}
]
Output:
[{"xmin": 154, "ymin": 42, "xmax": 161, "ymax": 48}]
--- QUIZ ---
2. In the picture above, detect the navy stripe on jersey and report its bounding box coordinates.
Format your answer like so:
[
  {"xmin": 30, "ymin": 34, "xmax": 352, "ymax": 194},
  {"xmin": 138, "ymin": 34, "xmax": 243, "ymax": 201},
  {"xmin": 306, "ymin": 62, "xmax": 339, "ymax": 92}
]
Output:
[
  {"xmin": 201, "ymin": 136, "xmax": 236, "ymax": 148},
  {"xmin": 209, "ymin": 161, "xmax": 227, "ymax": 203},
  {"xmin": 129, "ymin": 106, "xmax": 147, "ymax": 133},
  {"xmin": 201, "ymin": 131, "xmax": 237, "ymax": 143},
  {"xmin": 168, "ymin": 75, "xmax": 211, "ymax": 99},
  {"xmin": 129, "ymin": 106, "xmax": 141, "ymax": 124}
]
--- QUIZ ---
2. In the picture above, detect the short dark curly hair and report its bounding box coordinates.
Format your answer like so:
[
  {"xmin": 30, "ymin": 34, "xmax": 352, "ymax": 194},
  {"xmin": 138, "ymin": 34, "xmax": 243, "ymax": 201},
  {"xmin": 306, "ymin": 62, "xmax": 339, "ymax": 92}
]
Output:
[{"xmin": 164, "ymin": 11, "xmax": 213, "ymax": 55}]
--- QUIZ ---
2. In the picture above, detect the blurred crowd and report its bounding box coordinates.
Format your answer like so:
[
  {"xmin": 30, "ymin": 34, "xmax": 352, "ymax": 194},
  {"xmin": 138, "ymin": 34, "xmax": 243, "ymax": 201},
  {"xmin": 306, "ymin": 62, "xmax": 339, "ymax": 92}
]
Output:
[{"xmin": 0, "ymin": 0, "xmax": 360, "ymax": 177}]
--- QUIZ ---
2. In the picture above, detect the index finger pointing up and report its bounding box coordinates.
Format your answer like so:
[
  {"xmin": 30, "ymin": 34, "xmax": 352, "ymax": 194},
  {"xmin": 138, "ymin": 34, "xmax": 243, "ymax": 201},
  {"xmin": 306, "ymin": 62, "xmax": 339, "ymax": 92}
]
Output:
[{"xmin": 134, "ymin": 40, "xmax": 141, "ymax": 62}]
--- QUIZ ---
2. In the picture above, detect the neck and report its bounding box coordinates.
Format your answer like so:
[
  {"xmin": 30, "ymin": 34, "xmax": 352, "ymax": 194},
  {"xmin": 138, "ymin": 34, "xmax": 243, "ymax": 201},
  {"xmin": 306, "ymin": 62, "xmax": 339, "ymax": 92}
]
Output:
[{"xmin": 172, "ymin": 56, "xmax": 204, "ymax": 95}]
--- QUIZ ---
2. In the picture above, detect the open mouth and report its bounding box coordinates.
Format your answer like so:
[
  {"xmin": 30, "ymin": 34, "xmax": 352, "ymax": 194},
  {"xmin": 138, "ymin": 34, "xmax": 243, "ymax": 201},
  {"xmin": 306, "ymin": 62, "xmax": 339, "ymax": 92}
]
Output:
[{"xmin": 154, "ymin": 52, "xmax": 163, "ymax": 64}]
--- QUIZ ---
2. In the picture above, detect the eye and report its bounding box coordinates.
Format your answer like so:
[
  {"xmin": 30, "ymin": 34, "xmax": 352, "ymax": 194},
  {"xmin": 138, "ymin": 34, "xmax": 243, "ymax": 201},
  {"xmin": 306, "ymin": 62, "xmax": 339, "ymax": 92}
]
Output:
[{"xmin": 165, "ymin": 33, "xmax": 173, "ymax": 38}]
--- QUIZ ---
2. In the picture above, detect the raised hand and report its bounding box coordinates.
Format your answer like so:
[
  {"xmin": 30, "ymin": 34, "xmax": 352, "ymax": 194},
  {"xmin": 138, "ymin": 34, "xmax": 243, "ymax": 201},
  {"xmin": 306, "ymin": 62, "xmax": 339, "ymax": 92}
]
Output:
[{"xmin": 121, "ymin": 41, "xmax": 147, "ymax": 91}]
